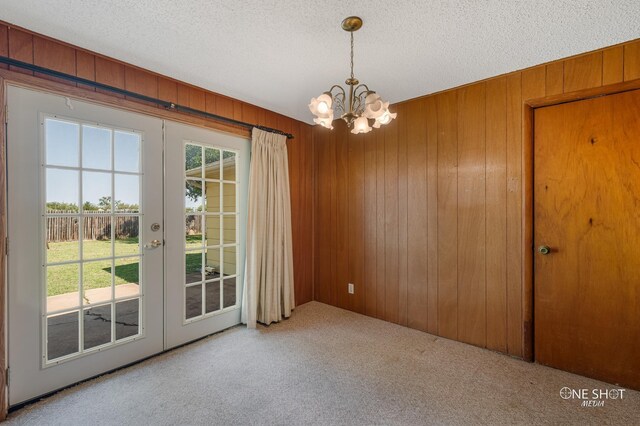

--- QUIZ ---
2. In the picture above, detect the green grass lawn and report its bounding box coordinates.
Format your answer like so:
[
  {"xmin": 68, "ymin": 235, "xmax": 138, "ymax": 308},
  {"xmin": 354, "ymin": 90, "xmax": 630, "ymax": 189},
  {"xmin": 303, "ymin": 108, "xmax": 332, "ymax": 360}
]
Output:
[
  {"xmin": 47, "ymin": 236, "xmax": 205, "ymax": 297},
  {"xmin": 47, "ymin": 238, "xmax": 140, "ymax": 297}
]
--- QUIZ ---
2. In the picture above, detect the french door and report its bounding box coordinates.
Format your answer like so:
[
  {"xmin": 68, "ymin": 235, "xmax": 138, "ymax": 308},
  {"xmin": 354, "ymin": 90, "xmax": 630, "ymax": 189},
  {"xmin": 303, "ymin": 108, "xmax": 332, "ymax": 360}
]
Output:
[
  {"xmin": 6, "ymin": 86, "xmax": 248, "ymax": 405},
  {"xmin": 164, "ymin": 122, "xmax": 248, "ymax": 349}
]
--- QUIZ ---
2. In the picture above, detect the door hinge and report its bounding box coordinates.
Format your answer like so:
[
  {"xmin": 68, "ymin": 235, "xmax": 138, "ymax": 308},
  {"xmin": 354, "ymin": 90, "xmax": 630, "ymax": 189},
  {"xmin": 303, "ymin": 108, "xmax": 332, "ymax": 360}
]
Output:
[
  {"xmin": 6, "ymin": 367, "xmax": 9, "ymax": 386},
  {"xmin": 5, "ymin": 237, "xmax": 8, "ymax": 256},
  {"xmin": 4, "ymin": 103, "xmax": 7, "ymax": 124}
]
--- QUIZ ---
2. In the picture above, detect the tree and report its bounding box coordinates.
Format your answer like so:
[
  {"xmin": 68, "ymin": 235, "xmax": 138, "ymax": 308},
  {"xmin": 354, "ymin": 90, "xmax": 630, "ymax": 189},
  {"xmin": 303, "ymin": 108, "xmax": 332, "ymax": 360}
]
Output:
[
  {"xmin": 46, "ymin": 201, "xmax": 78, "ymax": 212},
  {"xmin": 184, "ymin": 145, "xmax": 221, "ymax": 201}
]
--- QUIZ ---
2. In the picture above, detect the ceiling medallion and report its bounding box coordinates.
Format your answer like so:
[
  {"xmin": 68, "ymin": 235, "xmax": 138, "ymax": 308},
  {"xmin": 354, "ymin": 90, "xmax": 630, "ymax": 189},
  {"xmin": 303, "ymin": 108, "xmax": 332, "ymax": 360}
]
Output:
[{"xmin": 309, "ymin": 16, "xmax": 397, "ymax": 135}]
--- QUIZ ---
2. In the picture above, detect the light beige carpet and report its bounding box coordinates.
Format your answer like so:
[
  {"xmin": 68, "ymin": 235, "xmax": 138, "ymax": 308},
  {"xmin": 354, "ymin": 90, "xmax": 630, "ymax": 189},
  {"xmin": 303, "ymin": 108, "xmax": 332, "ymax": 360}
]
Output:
[{"xmin": 8, "ymin": 302, "xmax": 640, "ymax": 425}]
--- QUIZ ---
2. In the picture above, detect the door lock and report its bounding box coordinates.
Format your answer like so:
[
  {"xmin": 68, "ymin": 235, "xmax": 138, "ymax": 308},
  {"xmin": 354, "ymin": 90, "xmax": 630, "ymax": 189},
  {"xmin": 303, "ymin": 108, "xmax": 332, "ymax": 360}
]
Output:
[
  {"xmin": 144, "ymin": 239, "xmax": 162, "ymax": 249},
  {"xmin": 151, "ymin": 223, "xmax": 161, "ymax": 232},
  {"xmin": 538, "ymin": 245, "xmax": 551, "ymax": 255}
]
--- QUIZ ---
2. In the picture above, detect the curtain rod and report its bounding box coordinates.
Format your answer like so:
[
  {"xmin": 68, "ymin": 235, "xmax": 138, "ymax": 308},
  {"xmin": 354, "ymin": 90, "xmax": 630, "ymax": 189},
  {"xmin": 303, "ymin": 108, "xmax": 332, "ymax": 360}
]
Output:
[{"xmin": 0, "ymin": 56, "xmax": 294, "ymax": 139}]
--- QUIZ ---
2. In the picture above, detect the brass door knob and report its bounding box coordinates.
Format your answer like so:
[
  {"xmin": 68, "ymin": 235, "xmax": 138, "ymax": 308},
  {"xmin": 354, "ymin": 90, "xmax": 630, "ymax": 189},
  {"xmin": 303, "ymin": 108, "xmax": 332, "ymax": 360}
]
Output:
[{"xmin": 538, "ymin": 245, "xmax": 551, "ymax": 255}]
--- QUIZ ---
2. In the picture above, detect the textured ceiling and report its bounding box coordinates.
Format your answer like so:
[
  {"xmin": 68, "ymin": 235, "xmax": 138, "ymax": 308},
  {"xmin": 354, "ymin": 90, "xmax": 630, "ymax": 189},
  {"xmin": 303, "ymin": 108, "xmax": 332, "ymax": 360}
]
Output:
[{"xmin": 1, "ymin": 1, "xmax": 639, "ymax": 123}]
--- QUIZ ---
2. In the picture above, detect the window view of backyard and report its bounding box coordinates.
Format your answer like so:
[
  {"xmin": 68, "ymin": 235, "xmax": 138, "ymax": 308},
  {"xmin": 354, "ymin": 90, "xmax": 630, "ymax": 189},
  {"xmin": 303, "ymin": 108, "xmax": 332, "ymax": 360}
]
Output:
[
  {"xmin": 44, "ymin": 117, "xmax": 142, "ymax": 361},
  {"xmin": 184, "ymin": 142, "xmax": 239, "ymax": 320}
]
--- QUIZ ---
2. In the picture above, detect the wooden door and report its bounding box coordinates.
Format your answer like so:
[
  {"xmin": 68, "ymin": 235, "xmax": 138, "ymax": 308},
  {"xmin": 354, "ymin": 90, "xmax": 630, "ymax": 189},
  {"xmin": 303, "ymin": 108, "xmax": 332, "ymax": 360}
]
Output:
[{"xmin": 534, "ymin": 89, "xmax": 640, "ymax": 390}]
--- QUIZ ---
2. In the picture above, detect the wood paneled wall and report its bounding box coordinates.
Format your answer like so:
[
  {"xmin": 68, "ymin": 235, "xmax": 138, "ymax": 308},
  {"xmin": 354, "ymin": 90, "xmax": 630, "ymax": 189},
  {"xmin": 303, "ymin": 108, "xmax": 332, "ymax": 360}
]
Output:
[
  {"xmin": 0, "ymin": 21, "xmax": 315, "ymax": 307},
  {"xmin": 313, "ymin": 38, "xmax": 640, "ymax": 357}
]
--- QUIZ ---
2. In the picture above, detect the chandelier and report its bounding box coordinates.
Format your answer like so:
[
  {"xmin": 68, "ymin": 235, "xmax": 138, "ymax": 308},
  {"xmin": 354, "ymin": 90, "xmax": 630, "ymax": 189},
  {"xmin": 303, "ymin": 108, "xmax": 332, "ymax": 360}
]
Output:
[{"xmin": 309, "ymin": 16, "xmax": 397, "ymax": 135}]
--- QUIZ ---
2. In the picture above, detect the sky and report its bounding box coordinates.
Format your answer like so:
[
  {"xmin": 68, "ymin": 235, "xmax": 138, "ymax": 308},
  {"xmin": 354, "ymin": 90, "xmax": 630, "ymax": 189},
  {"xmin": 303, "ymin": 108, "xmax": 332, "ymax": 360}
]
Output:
[{"xmin": 45, "ymin": 119, "xmax": 141, "ymax": 209}]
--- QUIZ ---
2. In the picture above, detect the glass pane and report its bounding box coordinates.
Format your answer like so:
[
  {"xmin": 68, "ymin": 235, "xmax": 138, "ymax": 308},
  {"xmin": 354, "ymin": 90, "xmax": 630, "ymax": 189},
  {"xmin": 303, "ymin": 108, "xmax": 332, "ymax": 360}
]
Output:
[
  {"xmin": 223, "ymin": 215, "xmax": 236, "ymax": 244},
  {"xmin": 204, "ymin": 247, "xmax": 221, "ymax": 280},
  {"xmin": 47, "ymin": 264, "xmax": 79, "ymax": 313},
  {"xmin": 46, "ymin": 217, "xmax": 79, "ymax": 263},
  {"xmin": 47, "ymin": 311, "xmax": 79, "ymax": 360},
  {"xmin": 222, "ymin": 246, "xmax": 237, "ymax": 276},
  {"xmin": 82, "ymin": 125, "xmax": 111, "ymax": 170},
  {"xmin": 114, "ymin": 174, "xmax": 140, "ymax": 213},
  {"xmin": 84, "ymin": 304, "xmax": 112, "ymax": 349},
  {"xmin": 185, "ymin": 180, "xmax": 203, "ymax": 213},
  {"xmin": 204, "ymin": 147, "xmax": 221, "ymax": 180},
  {"xmin": 205, "ymin": 215, "xmax": 221, "ymax": 247},
  {"xmin": 82, "ymin": 216, "xmax": 112, "ymax": 259},
  {"xmin": 83, "ymin": 171, "xmax": 112, "ymax": 212},
  {"xmin": 83, "ymin": 260, "xmax": 112, "ymax": 305},
  {"xmin": 205, "ymin": 280, "xmax": 220, "ymax": 313},
  {"xmin": 204, "ymin": 181, "xmax": 220, "ymax": 213},
  {"xmin": 185, "ymin": 144, "xmax": 202, "ymax": 177},
  {"xmin": 185, "ymin": 215, "xmax": 203, "ymax": 249},
  {"xmin": 222, "ymin": 277, "xmax": 237, "ymax": 309},
  {"xmin": 114, "ymin": 216, "xmax": 140, "ymax": 256},
  {"xmin": 114, "ymin": 131, "xmax": 140, "ymax": 173},
  {"xmin": 185, "ymin": 250, "xmax": 203, "ymax": 284},
  {"xmin": 185, "ymin": 284, "xmax": 202, "ymax": 319},
  {"xmin": 114, "ymin": 257, "xmax": 140, "ymax": 299},
  {"xmin": 46, "ymin": 168, "xmax": 79, "ymax": 213},
  {"xmin": 222, "ymin": 183, "xmax": 236, "ymax": 212},
  {"xmin": 116, "ymin": 299, "xmax": 139, "ymax": 340},
  {"xmin": 45, "ymin": 119, "xmax": 79, "ymax": 167},
  {"xmin": 222, "ymin": 151, "xmax": 236, "ymax": 181}
]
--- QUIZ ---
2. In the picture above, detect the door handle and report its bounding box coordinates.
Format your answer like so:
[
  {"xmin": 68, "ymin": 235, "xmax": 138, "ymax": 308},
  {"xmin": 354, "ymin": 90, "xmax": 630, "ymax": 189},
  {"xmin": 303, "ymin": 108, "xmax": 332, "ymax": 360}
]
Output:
[
  {"xmin": 538, "ymin": 245, "xmax": 551, "ymax": 255},
  {"xmin": 144, "ymin": 239, "xmax": 162, "ymax": 249}
]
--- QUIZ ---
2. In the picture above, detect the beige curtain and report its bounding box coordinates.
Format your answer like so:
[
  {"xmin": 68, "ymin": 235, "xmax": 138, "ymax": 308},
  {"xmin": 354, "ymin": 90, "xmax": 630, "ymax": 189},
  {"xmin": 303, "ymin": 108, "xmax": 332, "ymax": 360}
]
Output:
[{"xmin": 241, "ymin": 128, "xmax": 295, "ymax": 328}]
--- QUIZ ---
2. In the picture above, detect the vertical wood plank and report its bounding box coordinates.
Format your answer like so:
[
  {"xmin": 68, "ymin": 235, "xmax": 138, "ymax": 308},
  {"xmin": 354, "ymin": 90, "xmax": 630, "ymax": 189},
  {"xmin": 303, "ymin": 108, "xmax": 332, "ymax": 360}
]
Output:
[
  {"xmin": 363, "ymin": 128, "xmax": 378, "ymax": 316},
  {"xmin": 485, "ymin": 77, "xmax": 508, "ymax": 352},
  {"xmin": 425, "ymin": 96, "xmax": 439, "ymax": 334},
  {"xmin": 328, "ymin": 127, "xmax": 338, "ymax": 307},
  {"xmin": 406, "ymin": 99, "xmax": 428, "ymax": 332},
  {"xmin": 623, "ymin": 40, "xmax": 640, "ymax": 82},
  {"xmin": 124, "ymin": 66, "xmax": 158, "ymax": 98},
  {"xmin": 602, "ymin": 46, "xmax": 624, "ymax": 85},
  {"xmin": 95, "ymin": 57, "xmax": 125, "ymax": 89},
  {"xmin": 397, "ymin": 103, "xmax": 409, "ymax": 326},
  {"xmin": 216, "ymin": 96, "xmax": 234, "ymax": 119},
  {"xmin": 0, "ymin": 24, "xmax": 8, "ymax": 69},
  {"xmin": 188, "ymin": 87, "xmax": 206, "ymax": 111},
  {"xmin": 335, "ymin": 122, "xmax": 349, "ymax": 310},
  {"xmin": 545, "ymin": 62, "xmax": 563, "ymax": 96},
  {"xmin": 436, "ymin": 90, "xmax": 458, "ymax": 339},
  {"xmin": 457, "ymin": 82, "xmax": 487, "ymax": 347},
  {"xmin": 205, "ymin": 93, "xmax": 217, "ymax": 114},
  {"xmin": 348, "ymin": 126, "xmax": 365, "ymax": 313},
  {"xmin": 314, "ymin": 128, "xmax": 334, "ymax": 304},
  {"xmin": 563, "ymin": 52, "xmax": 603, "ymax": 93},
  {"xmin": 8, "ymin": 28, "xmax": 33, "ymax": 74},
  {"xmin": 375, "ymin": 126, "xmax": 386, "ymax": 319},
  {"xmin": 241, "ymin": 103, "xmax": 258, "ymax": 124},
  {"xmin": 256, "ymin": 108, "xmax": 266, "ymax": 126},
  {"xmin": 521, "ymin": 67, "xmax": 545, "ymax": 357},
  {"xmin": 75, "ymin": 51, "xmax": 95, "ymax": 91},
  {"xmin": 158, "ymin": 78, "xmax": 178, "ymax": 104},
  {"xmin": 233, "ymin": 100, "xmax": 242, "ymax": 121},
  {"xmin": 33, "ymin": 37, "xmax": 75, "ymax": 75},
  {"xmin": 287, "ymin": 121, "xmax": 301, "ymax": 305},
  {"xmin": 506, "ymin": 72, "xmax": 523, "ymax": 356},
  {"xmin": 302, "ymin": 124, "xmax": 315, "ymax": 303},
  {"xmin": 384, "ymin": 114, "xmax": 399, "ymax": 323},
  {"xmin": 177, "ymin": 84, "xmax": 190, "ymax": 106},
  {"xmin": 264, "ymin": 111, "xmax": 278, "ymax": 129}
]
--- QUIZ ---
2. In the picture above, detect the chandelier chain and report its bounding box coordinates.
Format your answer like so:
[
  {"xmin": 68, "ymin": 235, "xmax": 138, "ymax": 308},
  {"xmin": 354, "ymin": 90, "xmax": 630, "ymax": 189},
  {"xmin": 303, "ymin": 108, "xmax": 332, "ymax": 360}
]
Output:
[{"xmin": 350, "ymin": 31, "xmax": 354, "ymax": 79}]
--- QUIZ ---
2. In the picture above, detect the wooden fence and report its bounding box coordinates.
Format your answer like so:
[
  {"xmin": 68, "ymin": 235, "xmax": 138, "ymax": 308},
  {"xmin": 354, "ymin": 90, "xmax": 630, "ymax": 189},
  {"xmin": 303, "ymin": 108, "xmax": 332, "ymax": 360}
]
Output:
[
  {"xmin": 46, "ymin": 212, "xmax": 204, "ymax": 242},
  {"xmin": 46, "ymin": 211, "xmax": 139, "ymax": 242}
]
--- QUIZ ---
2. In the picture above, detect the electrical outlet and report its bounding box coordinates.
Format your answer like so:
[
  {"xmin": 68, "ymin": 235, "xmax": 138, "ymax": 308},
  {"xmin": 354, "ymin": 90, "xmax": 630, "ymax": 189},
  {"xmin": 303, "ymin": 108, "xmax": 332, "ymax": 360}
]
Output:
[{"xmin": 348, "ymin": 283, "xmax": 355, "ymax": 294}]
